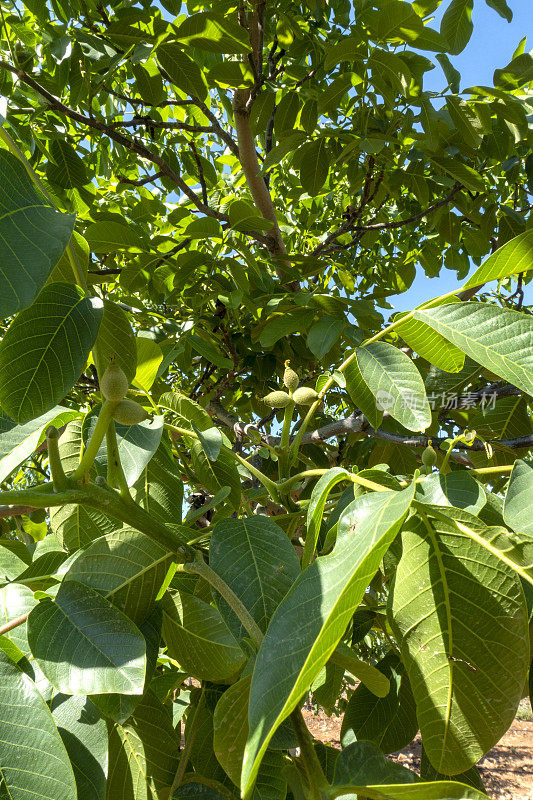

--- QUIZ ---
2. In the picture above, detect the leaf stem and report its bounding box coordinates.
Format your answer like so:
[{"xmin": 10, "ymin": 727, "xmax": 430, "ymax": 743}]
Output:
[
  {"xmin": 169, "ymin": 687, "xmax": 205, "ymax": 795},
  {"xmin": 72, "ymin": 401, "xmax": 118, "ymax": 481},
  {"xmin": 278, "ymin": 402, "xmax": 295, "ymax": 480},
  {"xmin": 181, "ymin": 555, "xmax": 263, "ymax": 649},
  {"xmin": 289, "ymin": 708, "xmax": 328, "ymax": 799},
  {"xmin": 0, "ymin": 481, "xmax": 188, "ymax": 554},
  {"xmin": 105, "ymin": 422, "xmax": 131, "ymax": 498},
  {"xmin": 165, "ymin": 422, "xmax": 281, "ymax": 502},
  {"xmin": 46, "ymin": 426, "xmax": 69, "ymax": 491}
]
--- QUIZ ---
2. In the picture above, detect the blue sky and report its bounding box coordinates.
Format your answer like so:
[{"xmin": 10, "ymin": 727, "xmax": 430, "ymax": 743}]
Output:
[{"xmin": 392, "ymin": 0, "xmax": 533, "ymax": 312}]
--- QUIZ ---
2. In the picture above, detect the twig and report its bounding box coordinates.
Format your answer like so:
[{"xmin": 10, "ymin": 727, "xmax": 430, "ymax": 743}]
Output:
[
  {"xmin": 314, "ymin": 185, "xmax": 462, "ymax": 255},
  {"xmin": 189, "ymin": 142, "xmax": 208, "ymax": 206},
  {"xmin": 0, "ymin": 612, "xmax": 29, "ymax": 636}
]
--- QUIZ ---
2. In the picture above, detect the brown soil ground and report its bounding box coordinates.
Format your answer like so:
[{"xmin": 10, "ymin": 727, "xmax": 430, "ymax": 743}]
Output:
[{"xmin": 303, "ymin": 701, "xmax": 533, "ymax": 800}]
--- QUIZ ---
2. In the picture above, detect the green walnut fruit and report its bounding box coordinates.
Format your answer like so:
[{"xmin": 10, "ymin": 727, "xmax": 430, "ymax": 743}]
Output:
[
  {"xmin": 112, "ymin": 398, "xmax": 149, "ymax": 425},
  {"xmin": 421, "ymin": 443, "xmax": 438, "ymax": 468},
  {"xmin": 283, "ymin": 361, "xmax": 299, "ymax": 392},
  {"xmin": 292, "ymin": 387, "xmax": 319, "ymax": 406},
  {"xmin": 262, "ymin": 391, "xmax": 293, "ymax": 408},
  {"xmin": 101, "ymin": 363, "xmax": 129, "ymax": 402}
]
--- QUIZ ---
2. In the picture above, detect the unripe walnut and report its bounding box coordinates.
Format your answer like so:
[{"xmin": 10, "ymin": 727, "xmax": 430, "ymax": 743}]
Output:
[
  {"xmin": 262, "ymin": 390, "xmax": 293, "ymax": 408},
  {"xmin": 101, "ymin": 363, "xmax": 129, "ymax": 402},
  {"xmin": 292, "ymin": 387, "xmax": 319, "ymax": 406},
  {"xmin": 421, "ymin": 443, "xmax": 438, "ymax": 468},
  {"xmin": 112, "ymin": 398, "xmax": 149, "ymax": 425},
  {"xmin": 283, "ymin": 361, "xmax": 299, "ymax": 392}
]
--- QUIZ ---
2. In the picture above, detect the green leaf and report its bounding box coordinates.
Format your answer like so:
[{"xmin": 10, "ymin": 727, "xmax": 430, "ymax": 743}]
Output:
[
  {"xmin": 28, "ymin": 580, "xmax": 147, "ymax": 695},
  {"xmin": 84, "ymin": 220, "xmax": 144, "ymax": 253},
  {"xmin": 440, "ymin": 0, "xmax": 473, "ymax": 55},
  {"xmin": 51, "ymin": 694, "xmax": 108, "ymax": 800},
  {"xmin": 420, "ymin": 746, "xmax": 486, "ymax": 793},
  {"xmin": 0, "ymin": 150, "xmax": 75, "ymax": 319},
  {"xmin": 132, "ymin": 436, "xmax": 185, "ymax": 525},
  {"xmin": 132, "ymin": 336, "xmax": 163, "ymax": 391},
  {"xmin": 484, "ymin": 0, "xmax": 512, "ymax": 21},
  {"xmin": 430, "ymin": 157, "xmax": 484, "ymax": 193},
  {"xmin": 331, "ymin": 741, "xmax": 487, "ymax": 798},
  {"xmin": 446, "ymin": 96, "xmax": 483, "ymax": 148},
  {"xmin": 64, "ymin": 527, "xmax": 173, "ymax": 623},
  {"xmin": 0, "ymin": 282, "xmax": 102, "ymax": 424},
  {"xmin": 341, "ymin": 651, "xmax": 418, "ymax": 753},
  {"xmin": 47, "ymin": 139, "xmax": 88, "ymax": 188},
  {"xmin": 363, "ymin": 0, "xmax": 446, "ymax": 50},
  {"xmin": 436, "ymin": 53, "xmax": 461, "ymax": 93},
  {"xmin": 394, "ymin": 315, "xmax": 465, "ymax": 373},
  {"xmin": 0, "ymin": 405, "xmax": 78, "ymax": 483},
  {"xmin": 93, "ymin": 299, "xmax": 136, "ymax": 382},
  {"xmin": 213, "ymin": 675, "xmax": 287, "ymax": 800},
  {"xmin": 91, "ymin": 608, "xmax": 162, "ymax": 724},
  {"xmin": 345, "ymin": 356, "xmax": 384, "ymax": 430},
  {"xmin": 304, "ymin": 467, "xmax": 351, "ymax": 568},
  {"xmin": 242, "ymin": 485, "xmax": 414, "ymax": 796},
  {"xmin": 184, "ymin": 215, "xmax": 223, "ymax": 238},
  {"xmin": 333, "ymin": 740, "xmax": 418, "ymax": 789},
  {"xmin": 190, "ymin": 438, "xmax": 242, "ymax": 511},
  {"xmin": 194, "ymin": 424, "xmax": 223, "ymax": 462},
  {"xmin": 356, "ymin": 342, "xmax": 431, "ymax": 432},
  {"xmin": 413, "ymin": 303, "xmax": 533, "ymax": 396},
  {"xmin": 156, "ymin": 42, "xmax": 208, "ymax": 100},
  {"xmin": 162, "ymin": 590, "xmax": 246, "ymax": 682},
  {"xmin": 83, "ymin": 406, "xmax": 164, "ymax": 486},
  {"xmin": 213, "ymin": 676, "xmax": 251, "ymax": 785},
  {"xmin": 0, "ymin": 583, "xmax": 37, "ymax": 657},
  {"xmin": 275, "ymin": 92, "xmax": 300, "ymax": 136},
  {"xmin": 207, "ymin": 61, "xmax": 254, "ymax": 88},
  {"xmin": 159, "ymin": 390, "xmax": 213, "ymax": 431},
  {"xmin": 210, "ymin": 516, "xmax": 300, "ymax": 640},
  {"xmin": 307, "ymin": 316, "xmax": 345, "ymax": 359},
  {"xmin": 415, "ymin": 471, "xmax": 486, "ymax": 515},
  {"xmin": 229, "ymin": 200, "xmax": 274, "ymax": 233},
  {"xmin": 388, "ymin": 513, "xmax": 529, "ymax": 774},
  {"xmin": 107, "ymin": 690, "xmax": 180, "ymax": 800},
  {"xmin": 48, "ymin": 230, "xmax": 90, "ymax": 286},
  {"xmin": 259, "ymin": 308, "xmax": 312, "ymax": 348},
  {"xmin": 494, "ymin": 52, "xmax": 533, "ymax": 90},
  {"xmin": 464, "ymin": 229, "xmax": 533, "ymax": 288},
  {"xmin": 330, "ymin": 642, "xmax": 390, "ymax": 697},
  {"xmin": 504, "ymin": 459, "xmax": 533, "ymax": 536},
  {"xmin": 172, "ymin": 13, "xmax": 251, "ymax": 53},
  {"xmin": 0, "ymin": 650, "xmax": 76, "ymax": 800},
  {"xmin": 189, "ymin": 333, "xmax": 233, "ymax": 368},
  {"xmin": 332, "ymin": 784, "xmax": 487, "ymax": 800},
  {"xmin": 300, "ymin": 139, "xmax": 329, "ymax": 196}
]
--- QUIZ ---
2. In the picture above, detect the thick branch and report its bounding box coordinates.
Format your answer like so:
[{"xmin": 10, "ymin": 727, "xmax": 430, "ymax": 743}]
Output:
[
  {"xmin": 210, "ymin": 381, "xmax": 528, "ymax": 453},
  {"xmin": 0, "ymin": 505, "xmax": 37, "ymax": 518}
]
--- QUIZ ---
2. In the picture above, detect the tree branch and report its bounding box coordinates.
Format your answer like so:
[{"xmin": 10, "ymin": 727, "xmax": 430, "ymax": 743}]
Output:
[
  {"xmin": 314, "ymin": 185, "xmax": 462, "ymax": 255},
  {"xmin": 0, "ymin": 62, "xmax": 231, "ymax": 225},
  {"xmin": 190, "ymin": 142, "xmax": 208, "ymax": 206},
  {"xmin": 210, "ymin": 381, "xmax": 528, "ymax": 454},
  {"xmin": 111, "ymin": 118, "xmax": 213, "ymax": 134}
]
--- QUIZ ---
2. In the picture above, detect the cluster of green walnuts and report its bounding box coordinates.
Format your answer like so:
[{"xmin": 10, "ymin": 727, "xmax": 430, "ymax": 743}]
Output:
[
  {"xmin": 100, "ymin": 363, "xmax": 149, "ymax": 425},
  {"xmin": 262, "ymin": 362, "xmax": 319, "ymax": 408}
]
